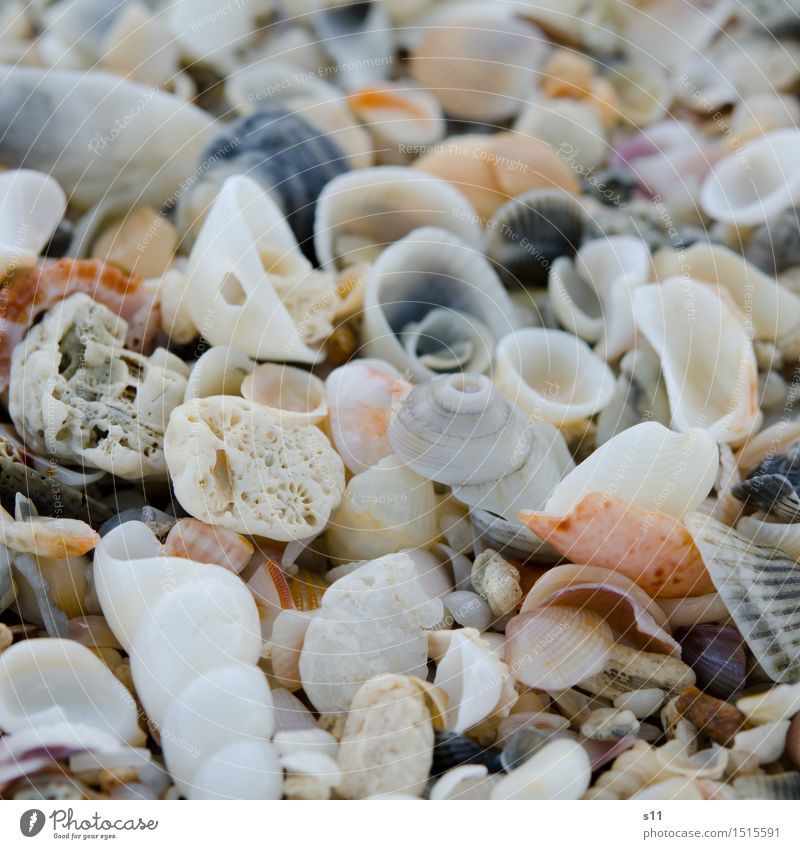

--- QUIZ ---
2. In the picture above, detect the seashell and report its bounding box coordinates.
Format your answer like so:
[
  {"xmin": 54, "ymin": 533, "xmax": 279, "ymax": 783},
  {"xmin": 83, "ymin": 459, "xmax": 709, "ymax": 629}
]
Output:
[
  {"xmin": 248, "ymin": 561, "xmax": 327, "ymax": 642},
  {"xmin": 166, "ymin": 0, "xmax": 259, "ymax": 69},
  {"xmin": 0, "ymin": 638, "xmax": 144, "ymax": 745},
  {"xmin": 67, "ymin": 616, "xmax": 121, "ymax": 652},
  {"xmin": 581, "ymin": 643, "xmax": 696, "ymax": 701},
  {"xmin": 633, "ymin": 278, "xmax": 760, "ymax": 444},
  {"xmin": 652, "ymin": 242, "xmax": 800, "ymax": 343},
  {"xmin": 491, "ymin": 738, "xmax": 591, "ymax": 800},
  {"xmin": 523, "ymin": 492, "xmax": 713, "ymax": 598},
  {"xmin": 521, "ymin": 563, "xmax": 679, "ymax": 656},
  {"xmin": 271, "ymin": 688, "xmax": 317, "ymax": 734},
  {"xmin": 441, "ymin": 591, "xmax": 493, "ymax": 632},
  {"xmin": 605, "ymin": 62, "xmax": 671, "ymax": 127},
  {"xmin": 736, "ymin": 417, "xmax": 800, "ymax": 476},
  {"xmin": 580, "ymin": 708, "xmax": 640, "ymax": 741},
  {"xmin": 0, "ymin": 66, "xmax": 213, "ymax": 211},
  {"xmin": 98, "ymin": 505, "xmax": 176, "ymax": 541},
  {"xmin": 733, "ymin": 441, "xmax": 800, "ymax": 521},
  {"xmin": 505, "ymin": 606, "xmax": 615, "ymax": 691},
  {"xmin": 746, "ymin": 206, "xmax": 800, "ymax": 276},
  {"xmin": 325, "ymin": 455, "xmax": 440, "ymax": 564},
  {"xmin": 0, "ymin": 496, "xmax": 98, "ymax": 559},
  {"xmin": 299, "ymin": 553, "xmax": 439, "ymax": 713},
  {"xmin": 470, "ymin": 508, "xmax": 560, "ymax": 565},
  {"xmin": 484, "ymin": 189, "xmax": 595, "ymax": 290},
  {"xmin": 90, "ymin": 207, "xmax": 177, "ymax": 280},
  {"xmin": 269, "ymin": 609, "xmax": 314, "ymax": 692},
  {"xmin": 685, "ymin": 511, "xmax": 800, "ymax": 684},
  {"xmin": 471, "ymin": 550, "xmax": 522, "ymax": 619},
  {"xmin": 428, "ymin": 629, "xmax": 513, "ymax": 734},
  {"xmin": 613, "ymin": 689, "xmax": 666, "ymax": 719},
  {"xmin": 413, "ymin": 132, "xmax": 581, "ymax": 220},
  {"xmin": 314, "ymin": 166, "xmax": 482, "ymax": 271},
  {"xmin": 177, "ymin": 108, "xmax": 349, "ymax": 255},
  {"xmin": 737, "ymin": 682, "xmax": 800, "ymax": 726},
  {"xmin": 184, "ymin": 346, "xmax": 255, "ymax": 403},
  {"xmin": 733, "ymin": 719, "xmax": 790, "ymax": 766},
  {"xmin": 700, "ymin": 129, "xmax": 800, "ymax": 226},
  {"xmin": 326, "ymin": 360, "xmax": 411, "ymax": 475},
  {"xmin": 9, "ymin": 294, "xmax": 187, "ymax": 480},
  {"xmin": 675, "ymin": 624, "xmax": 746, "ymax": 701},
  {"xmin": 362, "ymin": 228, "xmax": 520, "ymax": 381},
  {"xmin": 164, "ymin": 395, "xmax": 344, "ymax": 542},
  {"xmin": 657, "ymin": 593, "xmax": 731, "ymax": 630},
  {"xmin": 8, "ymin": 550, "xmax": 70, "ymax": 638},
  {"xmin": 346, "ymin": 81, "xmax": 445, "ymax": 164},
  {"xmin": 410, "ymin": 17, "xmax": 545, "ymax": 121},
  {"xmin": 163, "ymin": 518, "xmax": 253, "ymax": 575},
  {"xmin": 431, "ymin": 730, "xmax": 502, "ymax": 776},
  {"xmin": 0, "ymin": 169, "xmax": 66, "ymax": 275},
  {"xmin": 240, "ymin": 364, "xmax": 328, "ymax": 427},
  {"xmin": 733, "ymin": 771, "xmax": 800, "ymax": 800},
  {"xmin": 429, "ymin": 764, "xmax": 493, "ymax": 800},
  {"xmin": 583, "ymin": 739, "xmax": 664, "ymax": 800},
  {"xmin": 494, "ymin": 327, "xmax": 615, "ymax": 426},
  {"xmin": 549, "ymin": 236, "xmax": 651, "ymax": 361},
  {"xmin": 337, "ymin": 674, "xmax": 433, "ymax": 799}
]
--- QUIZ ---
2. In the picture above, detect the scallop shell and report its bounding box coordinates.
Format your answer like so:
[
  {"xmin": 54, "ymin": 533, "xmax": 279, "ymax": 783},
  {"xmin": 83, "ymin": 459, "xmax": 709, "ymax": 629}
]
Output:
[
  {"xmin": 241, "ymin": 363, "xmax": 327, "ymax": 426},
  {"xmin": 325, "ymin": 455, "xmax": 440, "ymax": 565},
  {"xmin": 163, "ymin": 518, "xmax": 254, "ymax": 575},
  {"xmin": 413, "ymin": 132, "xmax": 581, "ymax": 220},
  {"xmin": 362, "ymin": 228, "xmax": 520, "ymax": 381},
  {"xmin": 521, "ymin": 563, "xmax": 679, "ymax": 656},
  {"xmin": 410, "ymin": 17, "xmax": 545, "ymax": 121},
  {"xmin": 314, "ymin": 166, "xmax": 482, "ymax": 271},
  {"xmin": 164, "ymin": 395, "xmax": 344, "ymax": 542},
  {"xmin": 550, "ymin": 235, "xmax": 652, "ymax": 361},
  {"xmin": 326, "ymin": 360, "xmax": 411, "ymax": 475},
  {"xmin": 700, "ymin": 129, "xmax": 800, "ymax": 226},
  {"xmin": 522, "ymin": 493, "xmax": 714, "ymax": 599},
  {"xmin": 0, "ymin": 638, "xmax": 144, "ymax": 745},
  {"xmin": 184, "ymin": 346, "xmax": 255, "ymax": 402},
  {"xmin": 505, "ymin": 606, "xmax": 616, "ymax": 691},
  {"xmin": 633, "ymin": 278, "xmax": 760, "ymax": 444},
  {"xmin": 491, "ymin": 738, "xmax": 591, "ymax": 800},
  {"xmin": 685, "ymin": 511, "xmax": 800, "ymax": 684},
  {"xmin": 484, "ymin": 189, "xmax": 596, "ymax": 290}
]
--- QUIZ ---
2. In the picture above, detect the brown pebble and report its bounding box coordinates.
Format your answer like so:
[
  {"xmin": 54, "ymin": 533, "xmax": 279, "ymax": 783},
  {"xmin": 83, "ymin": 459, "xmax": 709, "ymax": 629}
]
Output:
[
  {"xmin": 786, "ymin": 713, "xmax": 800, "ymax": 769},
  {"xmin": 676, "ymin": 685, "xmax": 745, "ymax": 746}
]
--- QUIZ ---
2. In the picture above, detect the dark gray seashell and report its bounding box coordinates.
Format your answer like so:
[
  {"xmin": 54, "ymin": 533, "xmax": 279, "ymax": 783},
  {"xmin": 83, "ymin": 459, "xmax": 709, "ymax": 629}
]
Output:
[
  {"xmin": 745, "ymin": 207, "xmax": 800, "ymax": 274},
  {"xmin": 179, "ymin": 108, "xmax": 350, "ymax": 261},
  {"xmin": 674, "ymin": 623, "xmax": 747, "ymax": 700},
  {"xmin": 485, "ymin": 189, "xmax": 599, "ymax": 289},
  {"xmin": 732, "ymin": 440, "xmax": 800, "ymax": 521},
  {"xmin": 499, "ymin": 727, "xmax": 560, "ymax": 772},
  {"xmin": 431, "ymin": 731, "xmax": 503, "ymax": 776},
  {"xmin": 471, "ymin": 508, "xmax": 560, "ymax": 564},
  {"xmin": 98, "ymin": 506, "xmax": 177, "ymax": 540},
  {"xmin": 733, "ymin": 772, "xmax": 800, "ymax": 800}
]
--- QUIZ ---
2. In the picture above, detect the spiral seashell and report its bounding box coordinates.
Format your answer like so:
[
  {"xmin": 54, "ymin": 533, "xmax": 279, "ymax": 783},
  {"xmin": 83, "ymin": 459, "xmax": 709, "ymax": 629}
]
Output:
[
  {"xmin": 362, "ymin": 228, "xmax": 520, "ymax": 381},
  {"xmin": 732, "ymin": 440, "xmax": 800, "ymax": 521}
]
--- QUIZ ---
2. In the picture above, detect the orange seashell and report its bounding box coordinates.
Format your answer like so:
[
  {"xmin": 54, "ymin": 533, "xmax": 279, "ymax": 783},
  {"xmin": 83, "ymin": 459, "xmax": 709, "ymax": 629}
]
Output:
[
  {"xmin": 541, "ymin": 50, "xmax": 596, "ymax": 100},
  {"xmin": 247, "ymin": 560, "xmax": 328, "ymax": 641},
  {"xmin": 520, "ymin": 493, "xmax": 714, "ymax": 599},
  {"xmin": 164, "ymin": 518, "xmax": 254, "ymax": 574}
]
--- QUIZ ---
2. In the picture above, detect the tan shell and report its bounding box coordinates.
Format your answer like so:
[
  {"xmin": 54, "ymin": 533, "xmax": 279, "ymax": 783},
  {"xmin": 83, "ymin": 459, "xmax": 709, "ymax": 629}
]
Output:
[
  {"xmin": 471, "ymin": 550, "xmax": 522, "ymax": 618},
  {"xmin": 337, "ymin": 674, "xmax": 434, "ymax": 799},
  {"xmin": 579, "ymin": 644, "xmax": 696, "ymax": 700},
  {"xmin": 91, "ymin": 206, "xmax": 178, "ymax": 279}
]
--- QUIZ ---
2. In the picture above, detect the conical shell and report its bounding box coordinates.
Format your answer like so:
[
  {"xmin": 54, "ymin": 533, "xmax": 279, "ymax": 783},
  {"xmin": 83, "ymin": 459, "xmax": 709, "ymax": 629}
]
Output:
[{"xmin": 685, "ymin": 511, "xmax": 800, "ymax": 684}]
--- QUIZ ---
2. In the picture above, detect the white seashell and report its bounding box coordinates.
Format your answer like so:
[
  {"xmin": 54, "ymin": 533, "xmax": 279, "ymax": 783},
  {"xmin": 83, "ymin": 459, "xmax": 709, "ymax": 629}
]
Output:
[
  {"xmin": 314, "ymin": 167, "xmax": 482, "ymax": 271},
  {"xmin": 274, "ymin": 728, "xmax": 338, "ymax": 760},
  {"xmin": 0, "ymin": 66, "xmax": 214, "ymax": 211},
  {"xmin": 326, "ymin": 360, "xmax": 411, "ymax": 475},
  {"xmin": 271, "ymin": 687, "xmax": 318, "ymax": 734},
  {"xmin": 269, "ymin": 609, "xmax": 314, "ymax": 691},
  {"xmin": 362, "ymin": 228, "xmax": 519, "ymax": 380},
  {"xmin": 337, "ymin": 674, "xmax": 433, "ymax": 799},
  {"xmin": 630, "ymin": 777, "xmax": 704, "ymax": 801},
  {"xmin": 737, "ymin": 515, "xmax": 800, "ymax": 561},
  {"xmin": 728, "ymin": 94, "xmax": 800, "ymax": 147},
  {"xmin": 544, "ymin": 422, "xmax": 719, "ymax": 519},
  {"xmin": 491, "ymin": 738, "xmax": 592, "ymax": 800},
  {"xmin": 299, "ymin": 553, "xmax": 439, "ymax": 713},
  {"xmin": 430, "ymin": 764, "xmax": 492, "ymax": 800},
  {"xmin": 9, "ymin": 294, "xmax": 187, "ymax": 480},
  {"xmin": 613, "ymin": 689, "xmax": 666, "ymax": 719},
  {"xmin": 241, "ymin": 363, "xmax": 327, "ymax": 426},
  {"xmin": 606, "ymin": 62, "xmax": 671, "ymax": 127},
  {"xmin": 184, "ymin": 346, "xmax": 255, "ymax": 402},
  {"xmin": 732, "ymin": 720, "xmax": 791, "ymax": 766},
  {"xmin": 580, "ymin": 708, "xmax": 640, "ymax": 741},
  {"xmin": 656, "ymin": 593, "xmax": 731, "ymax": 630},
  {"xmin": 633, "ymin": 278, "xmax": 760, "ymax": 443},
  {"xmin": 164, "ymin": 395, "xmax": 344, "ymax": 542},
  {"xmin": 505, "ymin": 606, "xmax": 615, "ymax": 691},
  {"xmin": 441, "ymin": 591, "xmax": 493, "ymax": 631},
  {"xmin": 184, "ymin": 174, "xmax": 329, "ymax": 363},
  {"xmin": 494, "ymin": 327, "xmax": 616, "ymax": 426},
  {"xmin": 429, "ymin": 629, "xmax": 512, "ymax": 733},
  {"xmin": 0, "ymin": 170, "xmax": 66, "ymax": 274},
  {"xmin": 0, "ymin": 638, "xmax": 144, "ymax": 745},
  {"xmin": 550, "ymin": 236, "xmax": 652, "ymax": 362},
  {"xmin": 700, "ymin": 129, "xmax": 800, "ymax": 226},
  {"xmin": 188, "ymin": 740, "xmax": 282, "ymax": 800},
  {"xmin": 325, "ymin": 455, "xmax": 440, "ymax": 565},
  {"xmin": 515, "ymin": 98, "xmax": 607, "ymax": 172},
  {"xmin": 737, "ymin": 683, "xmax": 800, "ymax": 725}
]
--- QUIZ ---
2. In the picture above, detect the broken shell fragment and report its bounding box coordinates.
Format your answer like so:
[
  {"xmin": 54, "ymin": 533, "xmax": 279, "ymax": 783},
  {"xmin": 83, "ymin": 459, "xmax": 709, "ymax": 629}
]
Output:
[
  {"xmin": 491, "ymin": 738, "xmax": 591, "ymax": 800},
  {"xmin": 580, "ymin": 644, "xmax": 696, "ymax": 700},
  {"xmin": 241, "ymin": 364, "xmax": 328, "ymax": 426},
  {"xmin": 471, "ymin": 550, "xmax": 522, "ymax": 619}
]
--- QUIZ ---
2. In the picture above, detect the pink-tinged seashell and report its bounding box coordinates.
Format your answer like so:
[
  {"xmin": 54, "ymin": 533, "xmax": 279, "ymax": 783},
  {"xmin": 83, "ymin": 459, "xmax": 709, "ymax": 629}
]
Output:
[
  {"xmin": 68, "ymin": 616, "xmax": 122, "ymax": 651},
  {"xmin": 521, "ymin": 563, "xmax": 680, "ymax": 656},
  {"xmin": 504, "ymin": 606, "xmax": 615, "ymax": 691},
  {"xmin": 0, "ymin": 257, "xmax": 157, "ymax": 392},
  {"xmin": 164, "ymin": 518, "xmax": 253, "ymax": 574},
  {"xmin": 521, "ymin": 493, "xmax": 714, "ymax": 599}
]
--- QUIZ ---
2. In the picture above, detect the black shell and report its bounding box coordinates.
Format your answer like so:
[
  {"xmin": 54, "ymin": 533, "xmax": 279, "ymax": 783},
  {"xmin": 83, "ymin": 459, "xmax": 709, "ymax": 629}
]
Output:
[
  {"xmin": 674, "ymin": 623, "xmax": 747, "ymax": 700},
  {"xmin": 431, "ymin": 731, "xmax": 503, "ymax": 776},
  {"xmin": 732, "ymin": 440, "xmax": 800, "ymax": 521}
]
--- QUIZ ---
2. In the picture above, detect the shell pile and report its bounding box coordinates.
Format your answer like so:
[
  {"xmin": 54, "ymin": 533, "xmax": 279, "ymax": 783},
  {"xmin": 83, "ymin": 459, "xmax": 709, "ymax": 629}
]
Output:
[{"xmin": 3, "ymin": 0, "xmax": 800, "ymax": 802}]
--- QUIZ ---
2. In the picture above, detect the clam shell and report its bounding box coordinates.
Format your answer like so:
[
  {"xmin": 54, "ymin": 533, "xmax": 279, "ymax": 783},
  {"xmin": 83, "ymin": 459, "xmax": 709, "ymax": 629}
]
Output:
[
  {"xmin": 494, "ymin": 327, "xmax": 615, "ymax": 426},
  {"xmin": 314, "ymin": 166, "xmax": 482, "ymax": 271},
  {"xmin": 241, "ymin": 363, "xmax": 327, "ymax": 426},
  {"xmin": 504, "ymin": 606, "xmax": 615, "ymax": 691},
  {"xmin": 701, "ymin": 129, "xmax": 800, "ymax": 226},
  {"xmin": 491, "ymin": 738, "xmax": 591, "ymax": 800},
  {"xmin": 685, "ymin": 511, "xmax": 800, "ymax": 683},
  {"xmin": 633, "ymin": 278, "xmax": 760, "ymax": 444},
  {"xmin": 674, "ymin": 623, "xmax": 746, "ymax": 700},
  {"xmin": 362, "ymin": 228, "xmax": 520, "ymax": 381},
  {"xmin": 523, "ymin": 493, "xmax": 714, "ymax": 598}
]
